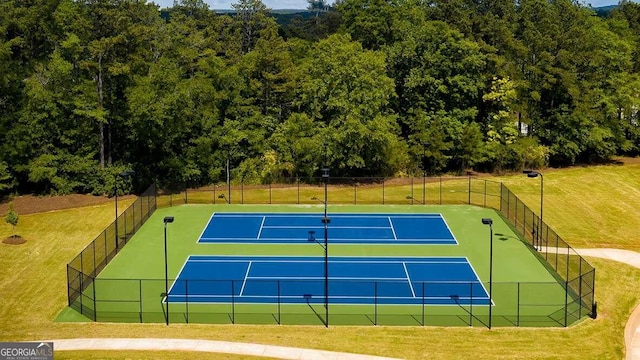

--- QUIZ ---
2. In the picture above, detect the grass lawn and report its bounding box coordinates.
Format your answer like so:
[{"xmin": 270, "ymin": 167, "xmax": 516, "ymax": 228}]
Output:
[{"xmin": 0, "ymin": 160, "xmax": 639, "ymax": 359}]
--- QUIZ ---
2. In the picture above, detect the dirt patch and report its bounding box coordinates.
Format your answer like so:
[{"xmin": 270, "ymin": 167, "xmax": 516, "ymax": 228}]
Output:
[
  {"xmin": 2, "ymin": 235, "xmax": 26, "ymax": 245},
  {"xmin": 0, "ymin": 194, "xmax": 135, "ymax": 215}
]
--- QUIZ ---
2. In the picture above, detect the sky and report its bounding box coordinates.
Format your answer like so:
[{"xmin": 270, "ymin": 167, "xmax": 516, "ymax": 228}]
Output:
[{"xmin": 150, "ymin": 0, "xmax": 622, "ymax": 10}]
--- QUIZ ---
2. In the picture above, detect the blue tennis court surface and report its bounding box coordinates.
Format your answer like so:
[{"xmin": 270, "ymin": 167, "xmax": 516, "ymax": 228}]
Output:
[
  {"xmin": 166, "ymin": 256, "xmax": 490, "ymax": 306},
  {"xmin": 197, "ymin": 212, "xmax": 457, "ymax": 244}
]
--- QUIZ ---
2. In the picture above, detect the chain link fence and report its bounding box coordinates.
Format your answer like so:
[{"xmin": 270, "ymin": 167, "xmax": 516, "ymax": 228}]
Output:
[{"xmin": 67, "ymin": 177, "xmax": 596, "ymax": 326}]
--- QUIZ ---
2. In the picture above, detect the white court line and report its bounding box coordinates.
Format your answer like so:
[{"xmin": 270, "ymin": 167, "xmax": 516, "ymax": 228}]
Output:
[
  {"xmin": 196, "ymin": 212, "xmax": 217, "ymax": 242},
  {"xmin": 262, "ymin": 225, "xmax": 391, "ymax": 229},
  {"xmin": 239, "ymin": 261, "xmax": 253, "ymax": 297},
  {"xmin": 188, "ymin": 258, "xmax": 469, "ymax": 264},
  {"xmin": 256, "ymin": 216, "xmax": 266, "ymax": 239},
  {"xmin": 388, "ymin": 216, "xmax": 398, "ymax": 240},
  {"xmin": 402, "ymin": 262, "xmax": 416, "ymax": 297},
  {"xmin": 164, "ymin": 257, "xmax": 193, "ymax": 303},
  {"xmin": 439, "ymin": 214, "xmax": 460, "ymax": 245},
  {"xmin": 465, "ymin": 256, "xmax": 493, "ymax": 305},
  {"xmin": 247, "ymin": 276, "xmax": 408, "ymax": 281}
]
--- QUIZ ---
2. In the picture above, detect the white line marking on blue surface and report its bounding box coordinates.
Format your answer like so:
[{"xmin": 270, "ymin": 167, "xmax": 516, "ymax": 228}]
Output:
[
  {"xmin": 465, "ymin": 256, "xmax": 493, "ymax": 305},
  {"xmin": 239, "ymin": 261, "xmax": 252, "ymax": 297},
  {"xmin": 196, "ymin": 211, "xmax": 217, "ymax": 242},
  {"xmin": 198, "ymin": 237, "xmax": 455, "ymax": 242},
  {"xmin": 256, "ymin": 216, "xmax": 266, "ymax": 239},
  {"xmin": 439, "ymin": 214, "xmax": 459, "ymax": 245},
  {"xmin": 402, "ymin": 262, "xmax": 416, "ymax": 297},
  {"xmin": 262, "ymin": 225, "xmax": 391, "ymax": 229},
  {"xmin": 246, "ymin": 276, "xmax": 409, "ymax": 281},
  {"xmin": 387, "ymin": 216, "xmax": 397, "ymax": 240},
  {"xmin": 164, "ymin": 258, "xmax": 192, "ymax": 303}
]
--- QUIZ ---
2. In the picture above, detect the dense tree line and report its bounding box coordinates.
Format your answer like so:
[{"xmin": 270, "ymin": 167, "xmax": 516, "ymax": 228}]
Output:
[{"xmin": 1, "ymin": 0, "xmax": 639, "ymax": 194}]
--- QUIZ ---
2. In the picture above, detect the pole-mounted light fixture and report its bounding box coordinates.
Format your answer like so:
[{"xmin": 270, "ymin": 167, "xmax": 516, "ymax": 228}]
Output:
[
  {"xmin": 481, "ymin": 217, "xmax": 493, "ymax": 329},
  {"xmin": 523, "ymin": 170, "xmax": 543, "ymax": 250},
  {"xmin": 163, "ymin": 216, "xmax": 174, "ymax": 326}
]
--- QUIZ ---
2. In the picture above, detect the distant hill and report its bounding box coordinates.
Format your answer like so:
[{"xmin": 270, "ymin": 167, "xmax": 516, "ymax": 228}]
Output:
[{"xmin": 594, "ymin": 5, "xmax": 617, "ymax": 16}]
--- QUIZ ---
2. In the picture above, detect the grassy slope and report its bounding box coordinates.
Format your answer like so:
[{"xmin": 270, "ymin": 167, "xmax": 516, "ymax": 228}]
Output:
[
  {"xmin": 0, "ymin": 161, "xmax": 639, "ymax": 359},
  {"xmin": 500, "ymin": 161, "xmax": 640, "ymax": 249}
]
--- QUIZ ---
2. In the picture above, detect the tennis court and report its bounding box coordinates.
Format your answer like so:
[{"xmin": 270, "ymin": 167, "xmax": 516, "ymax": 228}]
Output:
[
  {"xmin": 166, "ymin": 255, "xmax": 490, "ymax": 306},
  {"xmin": 198, "ymin": 212, "xmax": 457, "ymax": 244}
]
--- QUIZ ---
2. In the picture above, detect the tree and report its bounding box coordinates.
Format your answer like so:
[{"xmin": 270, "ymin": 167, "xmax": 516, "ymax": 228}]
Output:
[
  {"xmin": 5, "ymin": 203, "xmax": 18, "ymax": 238},
  {"xmin": 232, "ymin": 0, "xmax": 271, "ymax": 54},
  {"xmin": 297, "ymin": 34, "xmax": 403, "ymax": 175}
]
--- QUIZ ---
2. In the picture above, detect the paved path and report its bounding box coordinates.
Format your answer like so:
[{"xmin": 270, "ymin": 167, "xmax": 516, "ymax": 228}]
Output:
[
  {"xmin": 36, "ymin": 248, "xmax": 640, "ymax": 360},
  {"xmin": 573, "ymin": 248, "xmax": 640, "ymax": 360},
  {"xmin": 38, "ymin": 338, "xmax": 402, "ymax": 360}
]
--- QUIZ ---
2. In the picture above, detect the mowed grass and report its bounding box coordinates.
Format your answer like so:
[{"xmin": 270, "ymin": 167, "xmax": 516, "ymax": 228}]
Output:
[
  {"xmin": 500, "ymin": 160, "xmax": 640, "ymax": 249},
  {"xmin": 0, "ymin": 160, "xmax": 638, "ymax": 359}
]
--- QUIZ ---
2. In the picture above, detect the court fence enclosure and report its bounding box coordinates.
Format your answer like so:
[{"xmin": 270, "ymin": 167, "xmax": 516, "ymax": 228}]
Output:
[{"xmin": 66, "ymin": 177, "xmax": 596, "ymax": 327}]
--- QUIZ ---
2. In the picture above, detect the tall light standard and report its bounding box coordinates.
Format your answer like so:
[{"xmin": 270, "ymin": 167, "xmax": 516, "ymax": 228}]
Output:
[
  {"xmin": 481, "ymin": 217, "xmax": 493, "ymax": 329},
  {"xmin": 321, "ymin": 166, "xmax": 330, "ymax": 327},
  {"xmin": 163, "ymin": 216, "xmax": 174, "ymax": 326},
  {"xmin": 523, "ymin": 170, "xmax": 543, "ymax": 250},
  {"xmin": 114, "ymin": 169, "xmax": 135, "ymax": 251}
]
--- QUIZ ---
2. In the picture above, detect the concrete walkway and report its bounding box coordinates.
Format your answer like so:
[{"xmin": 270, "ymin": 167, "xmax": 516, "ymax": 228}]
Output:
[
  {"xmin": 36, "ymin": 248, "xmax": 640, "ymax": 360},
  {"xmin": 573, "ymin": 248, "xmax": 640, "ymax": 360},
  {"xmin": 39, "ymin": 338, "xmax": 402, "ymax": 360}
]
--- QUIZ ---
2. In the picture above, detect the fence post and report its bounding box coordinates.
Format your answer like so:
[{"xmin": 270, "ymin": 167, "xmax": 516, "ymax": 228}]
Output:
[
  {"xmin": 566, "ymin": 247, "xmax": 570, "ymax": 280},
  {"xmin": 277, "ymin": 280, "xmax": 281, "ymax": 325},
  {"xmin": 564, "ymin": 280, "xmax": 569, "ymax": 327},
  {"xmin": 185, "ymin": 280, "xmax": 189, "ymax": 324},
  {"xmin": 374, "ymin": 281, "xmax": 378, "ymax": 326},
  {"xmin": 79, "ymin": 273, "xmax": 83, "ymax": 315},
  {"xmin": 296, "ymin": 177, "xmax": 300, "ymax": 205},
  {"xmin": 269, "ymin": 181, "xmax": 272, "ymax": 204},
  {"xmin": 578, "ymin": 261, "xmax": 583, "ymax": 317},
  {"xmin": 231, "ymin": 281, "xmax": 235, "ymax": 324},
  {"xmin": 104, "ymin": 231, "xmax": 108, "ymax": 263},
  {"xmin": 422, "ymin": 175, "xmax": 426, "ymax": 205},
  {"xmin": 92, "ymin": 278, "xmax": 97, "ymax": 321},
  {"xmin": 468, "ymin": 176, "xmax": 471, "ymax": 204},
  {"xmin": 66, "ymin": 265, "xmax": 72, "ymax": 306},
  {"xmin": 439, "ymin": 176, "xmax": 442, "ymax": 204},
  {"xmin": 469, "ymin": 282, "xmax": 473, "ymax": 326},
  {"xmin": 382, "ymin": 177, "xmax": 385, "ymax": 205},
  {"xmin": 353, "ymin": 179, "xmax": 356, "ymax": 205},
  {"xmin": 93, "ymin": 242, "xmax": 96, "ymax": 277},
  {"xmin": 139, "ymin": 279, "xmax": 143, "ymax": 323},
  {"xmin": 517, "ymin": 282, "xmax": 520, "ymax": 327},
  {"xmin": 421, "ymin": 282, "xmax": 425, "ymax": 326},
  {"xmin": 483, "ymin": 180, "xmax": 487, "ymax": 207},
  {"xmin": 410, "ymin": 177, "xmax": 414, "ymax": 205}
]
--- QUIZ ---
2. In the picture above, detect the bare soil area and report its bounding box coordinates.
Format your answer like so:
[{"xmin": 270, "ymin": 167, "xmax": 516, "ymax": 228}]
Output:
[{"xmin": 0, "ymin": 193, "xmax": 135, "ymax": 215}]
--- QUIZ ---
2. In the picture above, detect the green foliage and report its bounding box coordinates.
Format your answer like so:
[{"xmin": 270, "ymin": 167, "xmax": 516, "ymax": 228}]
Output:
[
  {"xmin": 1, "ymin": 0, "xmax": 639, "ymax": 193},
  {"xmin": 5, "ymin": 203, "xmax": 18, "ymax": 235}
]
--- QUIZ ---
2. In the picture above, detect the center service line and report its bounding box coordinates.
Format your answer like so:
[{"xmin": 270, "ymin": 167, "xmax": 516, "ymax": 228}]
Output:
[
  {"xmin": 402, "ymin": 262, "xmax": 416, "ymax": 297},
  {"xmin": 239, "ymin": 261, "xmax": 253, "ymax": 297},
  {"xmin": 256, "ymin": 216, "xmax": 266, "ymax": 240},
  {"xmin": 388, "ymin": 216, "xmax": 398, "ymax": 240}
]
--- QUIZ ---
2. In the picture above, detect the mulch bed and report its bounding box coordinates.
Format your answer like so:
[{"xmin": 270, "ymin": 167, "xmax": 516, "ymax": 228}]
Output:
[
  {"xmin": 0, "ymin": 194, "xmax": 135, "ymax": 215},
  {"xmin": 2, "ymin": 235, "xmax": 26, "ymax": 245}
]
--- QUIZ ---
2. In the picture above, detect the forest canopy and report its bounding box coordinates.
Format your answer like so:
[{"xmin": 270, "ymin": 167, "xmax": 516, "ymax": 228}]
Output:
[{"xmin": 1, "ymin": 0, "xmax": 639, "ymax": 194}]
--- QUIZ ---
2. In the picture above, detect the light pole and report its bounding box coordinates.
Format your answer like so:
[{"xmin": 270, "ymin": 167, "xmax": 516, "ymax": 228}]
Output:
[
  {"xmin": 114, "ymin": 169, "xmax": 135, "ymax": 251},
  {"xmin": 163, "ymin": 216, "xmax": 174, "ymax": 326},
  {"xmin": 481, "ymin": 217, "xmax": 493, "ymax": 329},
  {"xmin": 523, "ymin": 170, "xmax": 543, "ymax": 250},
  {"xmin": 321, "ymin": 166, "xmax": 330, "ymax": 327}
]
